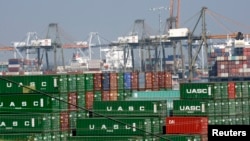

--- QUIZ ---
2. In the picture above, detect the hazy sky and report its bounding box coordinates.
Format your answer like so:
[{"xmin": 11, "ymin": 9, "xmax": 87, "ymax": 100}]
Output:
[{"xmin": 1, "ymin": 0, "xmax": 250, "ymax": 46}]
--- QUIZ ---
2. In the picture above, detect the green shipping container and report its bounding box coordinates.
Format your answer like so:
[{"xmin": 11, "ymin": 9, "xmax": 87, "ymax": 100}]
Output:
[
  {"xmin": 67, "ymin": 136, "xmax": 157, "ymax": 141},
  {"xmin": 173, "ymin": 100, "xmax": 207, "ymax": 116},
  {"xmin": 0, "ymin": 133, "xmax": 56, "ymax": 141},
  {"xmin": 160, "ymin": 134, "xmax": 202, "ymax": 141},
  {"xmin": 0, "ymin": 114, "xmax": 58, "ymax": 133},
  {"xmin": 180, "ymin": 82, "xmax": 214, "ymax": 99},
  {"xmin": 0, "ymin": 74, "xmax": 68, "ymax": 94},
  {"xmin": 117, "ymin": 72, "xmax": 124, "ymax": 90},
  {"xmin": 84, "ymin": 73, "xmax": 94, "ymax": 91},
  {"xmin": 76, "ymin": 118, "xmax": 161, "ymax": 136},
  {"xmin": 93, "ymin": 100, "xmax": 167, "ymax": 117},
  {"xmin": 76, "ymin": 74, "xmax": 85, "ymax": 92},
  {"xmin": 67, "ymin": 74, "xmax": 77, "ymax": 92},
  {"xmin": 0, "ymin": 94, "xmax": 62, "ymax": 113}
]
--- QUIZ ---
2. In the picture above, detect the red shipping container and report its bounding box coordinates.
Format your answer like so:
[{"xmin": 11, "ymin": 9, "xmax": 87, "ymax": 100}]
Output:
[
  {"xmin": 85, "ymin": 91, "xmax": 94, "ymax": 110},
  {"xmin": 131, "ymin": 72, "xmax": 139, "ymax": 90},
  {"xmin": 227, "ymin": 82, "xmax": 236, "ymax": 99},
  {"xmin": 94, "ymin": 73, "xmax": 102, "ymax": 91},
  {"xmin": 166, "ymin": 117, "xmax": 208, "ymax": 134},
  {"xmin": 60, "ymin": 111, "xmax": 69, "ymax": 131},
  {"xmin": 68, "ymin": 92, "xmax": 78, "ymax": 111},
  {"xmin": 102, "ymin": 90, "xmax": 110, "ymax": 101}
]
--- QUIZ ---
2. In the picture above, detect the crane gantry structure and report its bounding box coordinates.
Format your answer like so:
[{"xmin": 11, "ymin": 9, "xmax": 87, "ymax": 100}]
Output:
[{"xmin": 0, "ymin": 1, "xmax": 249, "ymax": 81}]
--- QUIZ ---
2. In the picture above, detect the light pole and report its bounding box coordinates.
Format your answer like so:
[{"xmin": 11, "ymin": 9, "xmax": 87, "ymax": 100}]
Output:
[{"xmin": 149, "ymin": 6, "xmax": 167, "ymax": 71}]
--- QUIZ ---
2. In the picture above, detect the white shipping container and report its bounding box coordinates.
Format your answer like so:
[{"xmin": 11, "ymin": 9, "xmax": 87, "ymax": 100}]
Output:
[{"xmin": 168, "ymin": 28, "xmax": 189, "ymax": 38}]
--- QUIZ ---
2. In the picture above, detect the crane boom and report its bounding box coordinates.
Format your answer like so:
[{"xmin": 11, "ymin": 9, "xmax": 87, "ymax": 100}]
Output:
[{"xmin": 207, "ymin": 32, "xmax": 250, "ymax": 39}]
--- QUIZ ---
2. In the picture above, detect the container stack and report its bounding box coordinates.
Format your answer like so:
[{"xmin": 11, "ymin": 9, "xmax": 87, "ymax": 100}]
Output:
[
  {"xmin": 0, "ymin": 74, "xmax": 71, "ymax": 140},
  {"xmin": 0, "ymin": 71, "xmax": 180, "ymax": 141}
]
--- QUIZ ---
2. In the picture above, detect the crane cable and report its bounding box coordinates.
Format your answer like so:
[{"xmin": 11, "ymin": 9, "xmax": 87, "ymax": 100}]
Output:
[{"xmin": 207, "ymin": 9, "xmax": 250, "ymax": 32}]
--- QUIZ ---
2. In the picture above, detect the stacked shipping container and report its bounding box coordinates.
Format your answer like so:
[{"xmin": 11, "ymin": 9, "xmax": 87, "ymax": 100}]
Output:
[
  {"xmin": 0, "ymin": 71, "xmax": 180, "ymax": 141},
  {"xmin": 0, "ymin": 74, "xmax": 72, "ymax": 140}
]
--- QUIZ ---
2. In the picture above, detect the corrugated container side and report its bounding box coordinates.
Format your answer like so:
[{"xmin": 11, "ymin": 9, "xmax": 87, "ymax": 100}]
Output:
[
  {"xmin": 92, "ymin": 100, "xmax": 167, "ymax": 117},
  {"xmin": 67, "ymin": 136, "xmax": 150, "ymax": 141},
  {"xmin": 173, "ymin": 100, "xmax": 208, "ymax": 116},
  {"xmin": 0, "ymin": 94, "xmax": 61, "ymax": 113},
  {"xmin": 94, "ymin": 90, "xmax": 102, "ymax": 101},
  {"xmin": 166, "ymin": 117, "xmax": 208, "ymax": 134},
  {"xmin": 102, "ymin": 90, "xmax": 110, "ymax": 101},
  {"xmin": 165, "ymin": 72, "xmax": 172, "ymax": 89},
  {"xmin": 102, "ymin": 72, "xmax": 110, "ymax": 91},
  {"xmin": 93, "ymin": 73, "xmax": 102, "ymax": 91},
  {"xmin": 84, "ymin": 73, "xmax": 94, "ymax": 91},
  {"xmin": 117, "ymin": 90, "xmax": 125, "ymax": 101},
  {"xmin": 152, "ymin": 72, "xmax": 159, "ymax": 90},
  {"xmin": 68, "ymin": 92, "xmax": 77, "ymax": 111},
  {"xmin": 158, "ymin": 71, "xmax": 165, "ymax": 89},
  {"xmin": 76, "ymin": 118, "xmax": 161, "ymax": 136},
  {"xmin": 180, "ymin": 83, "xmax": 214, "ymax": 99},
  {"xmin": 77, "ymin": 91, "xmax": 85, "ymax": 111},
  {"xmin": 0, "ymin": 75, "xmax": 68, "ymax": 94},
  {"xmin": 138, "ymin": 72, "xmax": 145, "ymax": 90},
  {"xmin": 109, "ymin": 90, "xmax": 118, "ymax": 101},
  {"xmin": 228, "ymin": 82, "xmax": 236, "ymax": 99},
  {"xmin": 85, "ymin": 91, "xmax": 94, "ymax": 110},
  {"xmin": 131, "ymin": 72, "xmax": 139, "ymax": 90},
  {"xmin": 117, "ymin": 72, "xmax": 124, "ymax": 90},
  {"xmin": 110, "ymin": 72, "xmax": 118, "ymax": 90},
  {"xmin": 67, "ymin": 74, "xmax": 77, "ymax": 92},
  {"xmin": 124, "ymin": 72, "xmax": 132, "ymax": 90},
  {"xmin": 145, "ymin": 72, "xmax": 153, "ymax": 90},
  {"xmin": 0, "ymin": 114, "xmax": 55, "ymax": 133},
  {"xmin": 159, "ymin": 134, "xmax": 202, "ymax": 141},
  {"xmin": 76, "ymin": 74, "xmax": 85, "ymax": 92},
  {"xmin": 60, "ymin": 111, "xmax": 70, "ymax": 131}
]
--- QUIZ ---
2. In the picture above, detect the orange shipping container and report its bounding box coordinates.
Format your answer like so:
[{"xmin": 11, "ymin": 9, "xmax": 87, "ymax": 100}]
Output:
[
  {"xmin": 110, "ymin": 72, "xmax": 118, "ymax": 90},
  {"xmin": 109, "ymin": 90, "xmax": 118, "ymax": 101}
]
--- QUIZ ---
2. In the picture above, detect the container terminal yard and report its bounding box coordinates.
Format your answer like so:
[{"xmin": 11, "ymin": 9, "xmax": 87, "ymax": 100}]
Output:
[{"xmin": 0, "ymin": 0, "xmax": 250, "ymax": 141}]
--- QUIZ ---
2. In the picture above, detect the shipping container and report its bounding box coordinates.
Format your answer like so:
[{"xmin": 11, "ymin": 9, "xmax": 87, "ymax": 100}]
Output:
[
  {"xmin": 124, "ymin": 72, "xmax": 132, "ymax": 90},
  {"xmin": 109, "ymin": 90, "xmax": 118, "ymax": 101},
  {"xmin": 84, "ymin": 73, "xmax": 94, "ymax": 91},
  {"xmin": 138, "ymin": 72, "xmax": 146, "ymax": 90},
  {"xmin": 67, "ymin": 74, "xmax": 77, "ymax": 92},
  {"xmin": 0, "ymin": 94, "xmax": 62, "ymax": 113},
  {"xmin": 0, "ymin": 113, "xmax": 59, "ymax": 133},
  {"xmin": 76, "ymin": 117, "xmax": 162, "ymax": 136},
  {"xmin": 110, "ymin": 72, "xmax": 118, "ymax": 90},
  {"xmin": 85, "ymin": 91, "xmax": 94, "ymax": 110},
  {"xmin": 166, "ymin": 117, "xmax": 208, "ymax": 134},
  {"xmin": 180, "ymin": 83, "xmax": 214, "ymax": 99},
  {"xmin": 93, "ymin": 73, "xmax": 102, "ymax": 91},
  {"xmin": 102, "ymin": 72, "xmax": 110, "ymax": 91},
  {"xmin": 159, "ymin": 134, "xmax": 203, "ymax": 141},
  {"xmin": 117, "ymin": 72, "xmax": 124, "ymax": 90},
  {"xmin": 92, "ymin": 100, "xmax": 167, "ymax": 117},
  {"xmin": 173, "ymin": 100, "xmax": 208, "ymax": 116},
  {"xmin": 0, "ymin": 74, "xmax": 68, "ymax": 94},
  {"xmin": 76, "ymin": 74, "xmax": 85, "ymax": 91},
  {"xmin": 0, "ymin": 133, "xmax": 59, "ymax": 141},
  {"xmin": 68, "ymin": 92, "xmax": 77, "ymax": 111},
  {"xmin": 131, "ymin": 72, "xmax": 139, "ymax": 90},
  {"xmin": 67, "ymin": 136, "xmax": 157, "ymax": 141}
]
